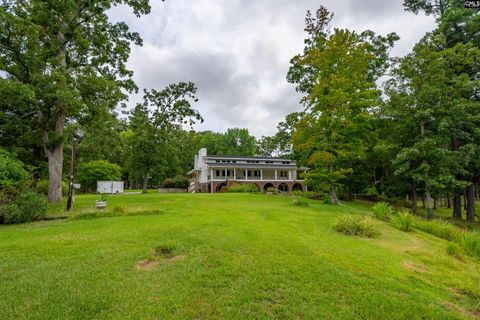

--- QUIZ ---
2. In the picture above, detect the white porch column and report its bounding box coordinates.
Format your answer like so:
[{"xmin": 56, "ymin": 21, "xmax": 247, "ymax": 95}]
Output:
[
  {"xmin": 245, "ymin": 169, "xmax": 248, "ymax": 181},
  {"xmin": 288, "ymin": 170, "xmax": 291, "ymax": 181},
  {"xmin": 275, "ymin": 169, "xmax": 277, "ymax": 180},
  {"xmin": 234, "ymin": 169, "xmax": 236, "ymax": 180},
  {"xmin": 260, "ymin": 169, "xmax": 263, "ymax": 180},
  {"xmin": 224, "ymin": 168, "xmax": 227, "ymax": 180},
  {"xmin": 210, "ymin": 168, "xmax": 214, "ymax": 193}
]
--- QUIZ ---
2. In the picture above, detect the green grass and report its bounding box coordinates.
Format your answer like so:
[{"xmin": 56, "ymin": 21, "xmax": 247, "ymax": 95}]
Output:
[{"xmin": 1, "ymin": 193, "xmax": 480, "ymax": 319}]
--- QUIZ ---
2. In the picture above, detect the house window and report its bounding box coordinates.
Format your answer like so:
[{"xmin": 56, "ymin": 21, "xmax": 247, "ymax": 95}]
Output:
[
  {"xmin": 279, "ymin": 171, "xmax": 288, "ymax": 178},
  {"xmin": 215, "ymin": 170, "xmax": 220, "ymax": 177}
]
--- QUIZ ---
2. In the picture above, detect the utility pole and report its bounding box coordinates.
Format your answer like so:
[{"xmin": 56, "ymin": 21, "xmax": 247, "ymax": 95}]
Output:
[{"xmin": 66, "ymin": 135, "xmax": 77, "ymax": 211}]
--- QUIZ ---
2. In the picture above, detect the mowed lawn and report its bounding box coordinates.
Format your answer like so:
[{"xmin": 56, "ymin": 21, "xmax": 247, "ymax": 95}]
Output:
[{"xmin": 0, "ymin": 193, "xmax": 479, "ymax": 319}]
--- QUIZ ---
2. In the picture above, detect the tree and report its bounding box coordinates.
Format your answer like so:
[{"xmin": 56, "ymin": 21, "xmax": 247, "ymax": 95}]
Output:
[
  {"xmin": 221, "ymin": 128, "xmax": 256, "ymax": 156},
  {"xmin": 287, "ymin": 6, "xmax": 397, "ymax": 203},
  {"xmin": 77, "ymin": 160, "xmax": 122, "ymax": 193},
  {"xmin": 385, "ymin": 33, "xmax": 480, "ymax": 220},
  {"xmin": 0, "ymin": 0, "xmax": 151, "ymax": 202},
  {"xmin": 257, "ymin": 112, "xmax": 303, "ymax": 157},
  {"xmin": 124, "ymin": 82, "xmax": 202, "ymax": 193},
  {"xmin": 403, "ymin": 1, "xmax": 480, "ymax": 220}
]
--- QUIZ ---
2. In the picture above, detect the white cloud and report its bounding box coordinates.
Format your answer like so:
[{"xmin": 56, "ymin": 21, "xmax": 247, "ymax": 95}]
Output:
[{"xmin": 109, "ymin": 0, "xmax": 436, "ymax": 137}]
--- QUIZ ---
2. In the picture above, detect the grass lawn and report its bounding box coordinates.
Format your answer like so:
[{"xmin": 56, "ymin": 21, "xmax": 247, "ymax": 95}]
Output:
[{"xmin": 1, "ymin": 193, "xmax": 479, "ymax": 319}]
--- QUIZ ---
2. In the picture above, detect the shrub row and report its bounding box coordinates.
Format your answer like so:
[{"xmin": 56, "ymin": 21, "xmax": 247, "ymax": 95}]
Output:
[
  {"xmin": 161, "ymin": 176, "xmax": 189, "ymax": 189},
  {"xmin": 226, "ymin": 183, "xmax": 259, "ymax": 193}
]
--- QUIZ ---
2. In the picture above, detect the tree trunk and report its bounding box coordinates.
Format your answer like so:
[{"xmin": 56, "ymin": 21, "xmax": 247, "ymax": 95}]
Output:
[
  {"xmin": 425, "ymin": 187, "xmax": 434, "ymax": 220},
  {"xmin": 45, "ymin": 144, "xmax": 64, "ymax": 202},
  {"xmin": 421, "ymin": 196, "xmax": 425, "ymax": 209},
  {"xmin": 411, "ymin": 181, "xmax": 417, "ymax": 214},
  {"xmin": 433, "ymin": 197, "xmax": 438, "ymax": 210},
  {"xmin": 43, "ymin": 111, "xmax": 65, "ymax": 203},
  {"xmin": 142, "ymin": 174, "xmax": 149, "ymax": 194},
  {"xmin": 466, "ymin": 184, "xmax": 475, "ymax": 222},
  {"xmin": 329, "ymin": 186, "xmax": 338, "ymax": 204},
  {"xmin": 453, "ymin": 188, "xmax": 462, "ymax": 219},
  {"xmin": 446, "ymin": 192, "xmax": 451, "ymax": 208}
]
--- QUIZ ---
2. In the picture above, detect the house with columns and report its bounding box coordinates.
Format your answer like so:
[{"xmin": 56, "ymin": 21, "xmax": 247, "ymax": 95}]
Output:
[{"xmin": 188, "ymin": 148, "xmax": 308, "ymax": 193}]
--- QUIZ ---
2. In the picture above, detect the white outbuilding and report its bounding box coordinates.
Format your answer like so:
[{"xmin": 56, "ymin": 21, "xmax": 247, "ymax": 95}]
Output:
[{"xmin": 97, "ymin": 181, "xmax": 124, "ymax": 194}]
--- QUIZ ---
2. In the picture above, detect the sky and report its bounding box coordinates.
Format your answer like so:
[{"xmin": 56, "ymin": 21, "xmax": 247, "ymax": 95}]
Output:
[{"xmin": 109, "ymin": 0, "xmax": 436, "ymax": 138}]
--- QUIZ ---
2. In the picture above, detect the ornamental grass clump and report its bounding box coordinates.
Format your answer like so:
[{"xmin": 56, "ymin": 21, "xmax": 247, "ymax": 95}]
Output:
[
  {"xmin": 391, "ymin": 210, "xmax": 414, "ymax": 232},
  {"xmin": 414, "ymin": 218, "xmax": 461, "ymax": 242},
  {"xmin": 446, "ymin": 242, "xmax": 463, "ymax": 259},
  {"xmin": 372, "ymin": 202, "xmax": 393, "ymax": 221},
  {"xmin": 460, "ymin": 232, "xmax": 480, "ymax": 258},
  {"xmin": 333, "ymin": 214, "xmax": 380, "ymax": 238}
]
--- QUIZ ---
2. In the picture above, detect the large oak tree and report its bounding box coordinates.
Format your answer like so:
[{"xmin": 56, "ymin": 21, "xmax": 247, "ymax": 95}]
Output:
[{"xmin": 0, "ymin": 0, "xmax": 151, "ymax": 202}]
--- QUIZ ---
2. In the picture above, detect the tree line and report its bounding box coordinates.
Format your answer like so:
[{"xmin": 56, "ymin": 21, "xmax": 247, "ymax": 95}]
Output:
[{"xmin": 1, "ymin": 1, "xmax": 479, "ymax": 223}]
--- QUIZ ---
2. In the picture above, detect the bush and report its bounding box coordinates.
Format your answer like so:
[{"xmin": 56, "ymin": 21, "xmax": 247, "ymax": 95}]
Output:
[
  {"xmin": 0, "ymin": 148, "xmax": 29, "ymax": 194},
  {"xmin": 333, "ymin": 214, "xmax": 380, "ymax": 238},
  {"xmin": 36, "ymin": 179, "xmax": 69, "ymax": 197},
  {"xmin": 0, "ymin": 149, "xmax": 46, "ymax": 224},
  {"xmin": 372, "ymin": 202, "xmax": 393, "ymax": 220},
  {"xmin": 446, "ymin": 242, "xmax": 462, "ymax": 259},
  {"xmin": 391, "ymin": 210, "xmax": 413, "ymax": 232},
  {"xmin": 227, "ymin": 183, "xmax": 259, "ymax": 193},
  {"xmin": 322, "ymin": 194, "xmax": 330, "ymax": 204},
  {"xmin": 414, "ymin": 218, "xmax": 461, "ymax": 242},
  {"xmin": 77, "ymin": 160, "xmax": 122, "ymax": 192},
  {"xmin": 460, "ymin": 233, "xmax": 480, "ymax": 258},
  {"xmin": 0, "ymin": 191, "xmax": 47, "ymax": 224},
  {"xmin": 161, "ymin": 176, "xmax": 189, "ymax": 189},
  {"xmin": 292, "ymin": 199, "xmax": 309, "ymax": 207}
]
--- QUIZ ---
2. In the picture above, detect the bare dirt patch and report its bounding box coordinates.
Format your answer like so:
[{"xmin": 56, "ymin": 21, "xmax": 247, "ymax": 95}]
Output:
[
  {"xmin": 443, "ymin": 301, "xmax": 479, "ymax": 318},
  {"xmin": 403, "ymin": 261, "xmax": 429, "ymax": 273},
  {"xmin": 135, "ymin": 259, "xmax": 159, "ymax": 270}
]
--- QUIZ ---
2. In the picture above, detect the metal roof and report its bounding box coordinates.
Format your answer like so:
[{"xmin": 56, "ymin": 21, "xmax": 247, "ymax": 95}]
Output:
[
  {"xmin": 205, "ymin": 155, "xmax": 294, "ymax": 161},
  {"xmin": 205, "ymin": 162, "xmax": 308, "ymax": 170}
]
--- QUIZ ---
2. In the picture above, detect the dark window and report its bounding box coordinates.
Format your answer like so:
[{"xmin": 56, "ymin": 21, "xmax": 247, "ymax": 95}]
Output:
[{"xmin": 216, "ymin": 170, "xmax": 220, "ymax": 176}]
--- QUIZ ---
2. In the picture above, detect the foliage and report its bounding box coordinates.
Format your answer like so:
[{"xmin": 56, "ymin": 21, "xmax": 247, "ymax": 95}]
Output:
[
  {"xmin": 77, "ymin": 160, "xmax": 122, "ymax": 192},
  {"xmin": 333, "ymin": 214, "xmax": 380, "ymax": 238},
  {"xmin": 226, "ymin": 183, "xmax": 259, "ymax": 193},
  {"xmin": 256, "ymin": 112, "xmax": 303, "ymax": 157},
  {"xmin": 0, "ymin": 148, "xmax": 29, "ymax": 193},
  {"xmin": 288, "ymin": 6, "xmax": 398, "ymax": 203},
  {"xmin": 414, "ymin": 218, "xmax": 461, "ymax": 242},
  {"xmin": 36, "ymin": 180, "xmax": 69, "ymax": 197},
  {"xmin": 0, "ymin": 190, "xmax": 47, "ymax": 224},
  {"xmin": 391, "ymin": 210, "xmax": 414, "ymax": 232},
  {"xmin": 0, "ymin": 149, "xmax": 46, "ymax": 224},
  {"xmin": 292, "ymin": 199, "xmax": 309, "ymax": 207},
  {"xmin": 123, "ymin": 82, "xmax": 202, "ymax": 193},
  {"xmin": 371, "ymin": 202, "xmax": 393, "ymax": 221},
  {"xmin": 161, "ymin": 177, "xmax": 189, "ymax": 189},
  {"xmin": 0, "ymin": 0, "xmax": 152, "ymax": 202}
]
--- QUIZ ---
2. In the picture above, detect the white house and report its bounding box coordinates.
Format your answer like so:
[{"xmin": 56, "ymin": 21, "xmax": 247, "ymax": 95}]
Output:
[{"xmin": 188, "ymin": 148, "xmax": 308, "ymax": 193}]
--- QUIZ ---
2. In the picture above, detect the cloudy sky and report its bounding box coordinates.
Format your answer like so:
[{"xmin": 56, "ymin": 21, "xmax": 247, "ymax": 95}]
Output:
[{"xmin": 109, "ymin": 0, "xmax": 436, "ymax": 137}]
